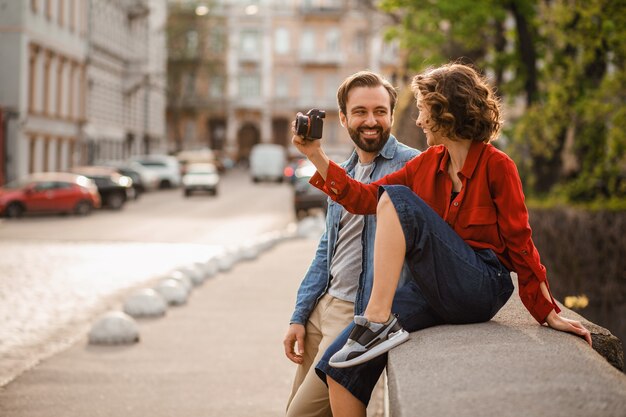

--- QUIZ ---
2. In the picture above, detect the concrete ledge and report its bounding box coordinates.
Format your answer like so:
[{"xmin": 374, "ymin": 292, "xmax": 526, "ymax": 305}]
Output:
[{"xmin": 387, "ymin": 277, "xmax": 626, "ymax": 417}]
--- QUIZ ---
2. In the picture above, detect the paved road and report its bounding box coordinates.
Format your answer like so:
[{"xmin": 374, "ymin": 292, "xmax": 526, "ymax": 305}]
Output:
[{"xmin": 0, "ymin": 168, "xmax": 300, "ymax": 386}]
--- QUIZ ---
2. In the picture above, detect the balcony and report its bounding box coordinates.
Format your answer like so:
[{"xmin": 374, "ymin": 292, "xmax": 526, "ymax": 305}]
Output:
[
  {"xmin": 299, "ymin": 51, "xmax": 343, "ymax": 66},
  {"xmin": 235, "ymin": 96, "xmax": 264, "ymax": 110},
  {"xmin": 238, "ymin": 51, "xmax": 261, "ymax": 64},
  {"xmin": 300, "ymin": 4, "xmax": 343, "ymax": 17}
]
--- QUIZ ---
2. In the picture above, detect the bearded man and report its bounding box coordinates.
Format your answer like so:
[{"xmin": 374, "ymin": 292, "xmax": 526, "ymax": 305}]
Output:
[{"xmin": 283, "ymin": 71, "xmax": 420, "ymax": 417}]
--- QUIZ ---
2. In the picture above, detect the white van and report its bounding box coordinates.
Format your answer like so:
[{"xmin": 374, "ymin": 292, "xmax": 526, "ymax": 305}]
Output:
[{"xmin": 249, "ymin": 143, "xmax": 287, "ymax": 183}]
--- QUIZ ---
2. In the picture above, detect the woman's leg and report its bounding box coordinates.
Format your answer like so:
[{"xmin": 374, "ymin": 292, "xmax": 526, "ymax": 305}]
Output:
[
  {"xmin": 328, "ymin": 376, "xmax": 366, "ymax": 417},
  {"xmin": 364, "ymin": 191, "xmax": 406, "ymax": 323}
]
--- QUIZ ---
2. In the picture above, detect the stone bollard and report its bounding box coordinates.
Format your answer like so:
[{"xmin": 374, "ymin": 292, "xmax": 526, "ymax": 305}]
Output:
[
  {"xmin": 217, "ymin": 252, "xmax": 236, "ymax": 272},
  {"xmin": 88, "ymin": 311, "xmax": 140, "ymax": 345},
  {"xmin": 203, "ymin": 258, "xmax": 220, "ymax": 277},
  {"xmin": 168, "ymin": 270, "xmax": 195, "ymax": 291},
  {"xmin": 240, "ymin": 241, "xmax": 260, "ymax": 261},
  {"xmin": 155, "ymin": 278, "xmax": 189, "ymax": 306},
  {"xmin": 177, "ymin": 266, "xmax": 205, "ymax": 287},
  {"xmin": 123, "ymin": 288, "xmax": 167, "ymax": 318}
]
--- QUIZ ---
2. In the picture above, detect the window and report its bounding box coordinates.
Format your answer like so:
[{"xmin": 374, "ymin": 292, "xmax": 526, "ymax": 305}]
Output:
[
  {"xmin": 326, "ymin": 28, "xmax": 340, "ymax": 53},
  {"xmin": 240, "ymin": 30, "xmax": 260, "ymax": 55},
  {"xmin": 209, "ymin": 27, "xmax": 225, "ymax": 54},
  {"xmin": 182, "ymin": 72, "xmax": 196, "ymax": 97},
  {"xmin": 239, "ymin": 74, "xmax": 260, "ymax": 97},
  {"xmin": 274, "ymin": 27, "xmax": 290, "ymax": 54},
  {"xmin": 301, "ymin": 29, "xmax": 315, "ymax": 56},
  {"xmin": 210, "ymin": 75, "xmax": 224, "ymax": 98},
  {"xmin": 301, "ymin": 74, "xmax": 314, "ymax": 101},
  {"xmin": 353, "ymin": 31, "xmax": 367, "ymax": 54},
  {"xmin": 186, "ymin": 30, "xmax": 199, "ymax": 57},
  {"xmin": 326, "ymin": 75, "xmax": 338, "ymax": 101},
  {"xmin": 275, "ymin": 74, "xmax": 289, "ymax": 98}
]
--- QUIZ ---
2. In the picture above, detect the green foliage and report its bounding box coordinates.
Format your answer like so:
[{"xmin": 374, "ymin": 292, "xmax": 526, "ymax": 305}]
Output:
[
  {"xmin": 379, "ymin": 0, "xmax": 507, "ymax": 69},
  {"xmin": 515, "ymin": 0, "xmax": 626, "ymax": 201},
  {"xmin": 379, "ymin": 0, "xmax": 626, "ymax": 204}
]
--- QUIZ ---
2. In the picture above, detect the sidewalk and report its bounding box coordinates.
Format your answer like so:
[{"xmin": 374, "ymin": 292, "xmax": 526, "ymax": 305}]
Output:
[{"xmin": 0, "ymin": 236, "xmax": 319, "ymax": 416}]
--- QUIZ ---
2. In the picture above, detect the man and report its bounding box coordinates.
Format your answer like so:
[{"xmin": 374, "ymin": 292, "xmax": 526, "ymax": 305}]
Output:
[{"xmin": 283, "ymin": 71, "xmax": 420, "ymax": 417}]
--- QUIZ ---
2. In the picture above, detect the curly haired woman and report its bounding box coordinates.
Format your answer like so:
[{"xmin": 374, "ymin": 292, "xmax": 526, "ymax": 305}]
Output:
[{"xmin": 291, "ymin": 62, "xmax": 592, "ymax": 417}]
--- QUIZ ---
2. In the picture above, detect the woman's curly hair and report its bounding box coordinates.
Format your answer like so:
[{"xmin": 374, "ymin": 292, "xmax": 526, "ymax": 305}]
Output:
[{"xmin": 411, "ymin": 63, "xmax": 502, "ymax": 143}]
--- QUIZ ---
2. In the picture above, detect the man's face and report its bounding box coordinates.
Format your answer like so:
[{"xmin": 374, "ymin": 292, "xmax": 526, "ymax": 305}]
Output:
[{"xmin": 340, "ymin": 85, "xmax": 393, "ymax": 153}]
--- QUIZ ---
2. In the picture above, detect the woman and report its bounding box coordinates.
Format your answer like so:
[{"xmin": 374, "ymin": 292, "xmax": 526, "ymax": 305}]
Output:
[{"xmin": 292, "ymin": 62, "xmax": 592, "ymax": 416}]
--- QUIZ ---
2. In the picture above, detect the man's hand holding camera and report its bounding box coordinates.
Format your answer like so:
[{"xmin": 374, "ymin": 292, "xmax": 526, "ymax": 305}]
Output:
[{"xmin": 292, "ymin": 109, "xmax": 331, "ymax": 180}]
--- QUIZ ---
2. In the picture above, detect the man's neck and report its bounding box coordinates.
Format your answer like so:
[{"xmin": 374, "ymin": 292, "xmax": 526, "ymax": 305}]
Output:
[{"xmin": 356, "ymin": 148, "xmax": 378, "ymax": 164}]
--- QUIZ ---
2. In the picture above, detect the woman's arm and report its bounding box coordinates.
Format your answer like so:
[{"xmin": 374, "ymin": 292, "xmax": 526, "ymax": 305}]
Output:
[
  {"xmin": 541, "ymin": 283, "xmax": 592, "ymax": 346},
  {"xmin": 490, "ymin": 154, "xmax": 591, "ymax": 345},
  {"xmin": 292, "ymin": 133, "xmax": 418, "ymax": 214}
]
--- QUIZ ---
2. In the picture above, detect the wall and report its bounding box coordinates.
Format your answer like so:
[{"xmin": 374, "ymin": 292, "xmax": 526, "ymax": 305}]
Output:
[{"xmin": 529, "ymin": 207, "xmax": 626, "ymax": 346}]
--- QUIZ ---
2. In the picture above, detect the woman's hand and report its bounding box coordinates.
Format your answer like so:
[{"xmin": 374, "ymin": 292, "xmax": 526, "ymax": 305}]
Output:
[{"xmin": 545, "ymin": 310, "xmax": 592, "ymax": 347}]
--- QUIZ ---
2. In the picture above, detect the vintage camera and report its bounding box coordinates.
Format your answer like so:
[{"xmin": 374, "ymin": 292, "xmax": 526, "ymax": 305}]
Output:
[{"xmin": 295, "ymin": 108, "xmax": 325, "ymax": 140}]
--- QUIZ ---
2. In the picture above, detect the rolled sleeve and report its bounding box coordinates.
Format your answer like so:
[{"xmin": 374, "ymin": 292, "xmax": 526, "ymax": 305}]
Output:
[{"xmin": 310, "ymin": 160, "xmax": 379, "ymax": 214}]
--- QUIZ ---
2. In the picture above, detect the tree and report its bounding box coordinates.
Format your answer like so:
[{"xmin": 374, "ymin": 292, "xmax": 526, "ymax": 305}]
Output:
[{"xmin": 379, "ymin": 0, "xmax": 626, "ymax": 202}]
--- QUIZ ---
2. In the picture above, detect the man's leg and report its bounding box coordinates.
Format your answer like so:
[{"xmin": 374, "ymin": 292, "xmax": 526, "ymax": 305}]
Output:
[
  {"xmin": 287, "ymin": 294, "xmax": 354, "ymax": 417},
  {"xmin": 316, "ymin": 279, "xmax": 444, "ymax": 413}
]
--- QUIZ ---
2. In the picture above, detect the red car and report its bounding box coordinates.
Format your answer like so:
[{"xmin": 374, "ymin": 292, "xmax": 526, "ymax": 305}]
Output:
[{"xmin": 0, "ymin": 172, "xmax": 101, "ymax": 218}]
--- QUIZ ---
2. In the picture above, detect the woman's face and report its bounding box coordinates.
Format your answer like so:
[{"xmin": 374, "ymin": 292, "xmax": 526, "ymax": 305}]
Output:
[{"xmin": 416, "ymin": 93, "xmax": 443, "ymax": 146}]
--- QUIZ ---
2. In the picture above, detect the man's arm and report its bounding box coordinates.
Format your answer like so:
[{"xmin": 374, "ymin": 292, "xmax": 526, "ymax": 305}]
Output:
[{"xmin": 283, "ymin": 226, "xmax": 331, "ymax": 363}]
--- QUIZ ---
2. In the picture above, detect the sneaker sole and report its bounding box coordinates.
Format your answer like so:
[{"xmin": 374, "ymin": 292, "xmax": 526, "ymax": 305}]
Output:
[{"xmin": 329, "ymin": 329, "xmax": 410, "ymax": 368}]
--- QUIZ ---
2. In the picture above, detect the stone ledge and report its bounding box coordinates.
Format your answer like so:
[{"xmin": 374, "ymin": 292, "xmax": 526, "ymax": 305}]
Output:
[{"xmin": 387, "ymin": 277, "xmax": 626, "ymax": 417}]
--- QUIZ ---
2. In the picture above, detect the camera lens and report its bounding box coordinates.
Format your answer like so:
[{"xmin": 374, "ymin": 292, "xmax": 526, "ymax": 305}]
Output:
[{"xmin": 295, "ymin": 114, "xmax": 310, "ymax": 137}]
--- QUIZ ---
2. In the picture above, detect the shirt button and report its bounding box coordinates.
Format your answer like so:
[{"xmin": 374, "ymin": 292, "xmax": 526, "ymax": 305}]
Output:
[
  {"xmin": 331, "ymin": 181, "xmax": 336, "ymax": 186},
  {"xmin": 521, "ymin": 250, "xmax": 528, "ymax": 255},
  {"xmin": 453, "ymin": 201, "xmax": 459, "ymax": 207}
]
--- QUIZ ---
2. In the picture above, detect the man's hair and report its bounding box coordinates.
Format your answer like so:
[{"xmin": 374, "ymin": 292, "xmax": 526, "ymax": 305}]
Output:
[
  {"xmin": 411, "ymin": 63, "xmax": 502, "ymax": 143},
  {"xmin": 337, "ymin": 71, "xmax": 398, "ymax": 116}
]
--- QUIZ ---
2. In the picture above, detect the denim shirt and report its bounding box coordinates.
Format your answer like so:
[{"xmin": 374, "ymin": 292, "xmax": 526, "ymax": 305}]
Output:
[{"xmin": 290, "ymin": 135, "xmax": 420, "ymax": 325}]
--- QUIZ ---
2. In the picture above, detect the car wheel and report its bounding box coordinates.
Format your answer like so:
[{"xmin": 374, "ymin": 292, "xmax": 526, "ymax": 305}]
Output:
[
  {"xmin": 252, "ymin": 177, "xmax": 259, "ymax": 183},
  {"xmin": 184, "ymin": 189, "xmax": 191, "ymax": 197},
  {"xmin": 210, "ymin": 188, "xmax": 218, "ymax": 196},
  {"xmin": 74, "ymin": 200, "xmax": 93, "ymax": 216},
  {"xmin": 106, "ymin": 193, "xmax": 125, "ymax": 210},
  {"xmin": 5, "ymin": 202, "xmax": 24, "ymax": 218},
  {"xmin": 296, "ymin": 209, "xmax": 308, "ymax": 221}
]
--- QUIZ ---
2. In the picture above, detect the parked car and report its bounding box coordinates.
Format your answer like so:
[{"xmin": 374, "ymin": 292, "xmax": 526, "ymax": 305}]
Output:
[
  {"xmin": 71, "ymin": 166, "xmax": 133, "ymax": 210},
  {"xmin": 182, "ymin": 163, "xmax": 220, "ymax": 197},
  {"xmin": 129, "ymin": 155, "xmax": 181, "ymax": 189},
  {"xmin": 249, "ymin": 143, "xmax": 287, "ymax": 183},
  {"xmin": 293, "ymin": 175, "xmax": 328, "ymax": 219},
  {"xmin": 98, "ymin": 160, "xmax": 160, "ymax": 196},
  {"xmin": 0, "ymin": 172, "xmax": 101, "ymax": 218}
]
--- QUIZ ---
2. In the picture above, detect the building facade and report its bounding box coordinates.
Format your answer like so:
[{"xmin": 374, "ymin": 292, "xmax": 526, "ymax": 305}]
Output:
[
  {"xmin": 84, "ymin": 0, "xmax": 168, "ymax": 164},
  {"xmin": 0, "ymin": 0, "xmax": 168, "ymax": 184},
  {"xmin": 167, "ymin": 0, "xmax": 400, "ymax": 162},
  {"xmin": 0, "ymin": 0, "xmax": 88, "ymax": 183}
]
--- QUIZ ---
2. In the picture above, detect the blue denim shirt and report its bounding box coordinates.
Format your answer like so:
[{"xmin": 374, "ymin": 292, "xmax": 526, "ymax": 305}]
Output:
[{"xmin": 290, "ymin": 135, "xmax": 420, "ymax": 325}]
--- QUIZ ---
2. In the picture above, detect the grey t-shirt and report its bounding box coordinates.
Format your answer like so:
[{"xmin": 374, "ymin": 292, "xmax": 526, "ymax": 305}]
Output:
[{"xmin": 328, "ymin": 161, "xmax": 375, "ymax": 302}]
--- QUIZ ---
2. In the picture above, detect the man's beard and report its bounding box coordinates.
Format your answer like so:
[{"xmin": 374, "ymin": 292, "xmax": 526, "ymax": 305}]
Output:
[{"xmin": 347, "ymin": 126, "xmax": 391, "ymax": 153}]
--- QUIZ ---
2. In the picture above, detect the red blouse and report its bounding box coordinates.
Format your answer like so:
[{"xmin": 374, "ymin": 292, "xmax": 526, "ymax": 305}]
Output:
[{"xmin": 310, "ymin": 140, "xmax": 560, "ymax": 323}]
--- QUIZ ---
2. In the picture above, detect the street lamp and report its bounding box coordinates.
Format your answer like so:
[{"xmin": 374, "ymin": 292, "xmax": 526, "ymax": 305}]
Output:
[{"xmin": 195, "ymin": 4, "xmax": 209, "ymax": 16}]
